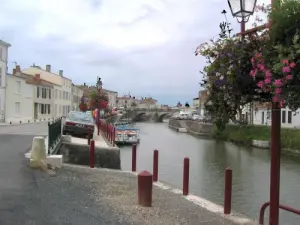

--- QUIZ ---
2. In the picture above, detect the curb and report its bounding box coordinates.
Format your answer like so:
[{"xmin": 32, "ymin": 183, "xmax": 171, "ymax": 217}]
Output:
[{"xmin": 0, "ymin": 118, "xmax": 62, "ymax": 127}]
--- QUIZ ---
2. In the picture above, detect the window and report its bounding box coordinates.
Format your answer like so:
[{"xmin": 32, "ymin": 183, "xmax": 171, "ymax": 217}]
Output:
[
  {"xmin": 55, "ymin": 89, "xmax": 58, "ymax": 99},
  {"xmin": 48, "ymin": 104, "xmax": 51, "ymax": 114},
  {"xmin": 282, "ymin": 110, "xmax": 286, "ymax": 123},
  {"xmin": 41, "ymin": 104, "xmax": 44, "ymax": 114},
  {"xmin": 59, "ymin": 90, "xmax": 62, "ymax": 99},
  {"xmin": 37, "ymin": 87, "xmax": 40, "ymax": 98},
  {"xmin": 49, "ymin": 89, "xmax": 51, "ymax": 99},
  {"xmin": 288, "ymin": 111, "xmax": 292, "ymax": 124},
  {"xmin": 15, "ymin": 102, "xmax": 20, "ymax": 116},
  {"xmin": 16, "ymin": 81, "xmax": 21, "ymax": 94}
]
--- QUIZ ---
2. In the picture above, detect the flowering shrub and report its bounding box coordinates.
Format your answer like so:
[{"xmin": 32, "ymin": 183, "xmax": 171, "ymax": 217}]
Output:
[{"xmin": 196, "ymin": 0, "xmax": 300, "ymax": 131}]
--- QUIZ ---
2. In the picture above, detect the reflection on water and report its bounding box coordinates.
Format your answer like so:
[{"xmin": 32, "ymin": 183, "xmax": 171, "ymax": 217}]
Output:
[{"xmin": 120, "ymin": 122, "xmax": 300, "ymax": 225}]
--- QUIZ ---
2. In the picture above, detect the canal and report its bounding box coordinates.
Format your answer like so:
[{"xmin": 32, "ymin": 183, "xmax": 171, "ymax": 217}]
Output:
[{"xmin": 120, "ymin": 121, "xmax": 300, "ymax": 225}]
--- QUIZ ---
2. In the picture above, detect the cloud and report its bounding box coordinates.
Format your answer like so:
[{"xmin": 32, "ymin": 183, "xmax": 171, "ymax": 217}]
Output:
[{"xmin": 0, "ymin": 0, "xmax": 241, "ymax": 104}]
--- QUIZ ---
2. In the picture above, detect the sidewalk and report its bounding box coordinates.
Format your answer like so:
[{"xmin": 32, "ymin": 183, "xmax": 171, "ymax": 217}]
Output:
[
  {"xmin": 37, "ymin": 164, "xmax": 256, "ymax": 225},
  {"xmin": 70, "ymin": 128, "xmax": 109, "ymax": 148},
  {"xmin": 0, "ymin": 118, "xmax": 59, "ymax": 127}
]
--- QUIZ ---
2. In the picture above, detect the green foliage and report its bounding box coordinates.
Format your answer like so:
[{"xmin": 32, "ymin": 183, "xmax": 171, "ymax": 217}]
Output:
[{"xmin": 212, "ymin": 124, "xmax": 300, "ymax": 150}]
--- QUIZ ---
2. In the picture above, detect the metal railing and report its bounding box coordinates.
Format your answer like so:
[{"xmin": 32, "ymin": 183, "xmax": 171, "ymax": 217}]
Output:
[
  {"xmin": 48, "ymin": 117, "xmax": 62, "ymax": 154},
  {"xmin": 259, "ymin": 202, "xmax": 300, "ymax": 224}
]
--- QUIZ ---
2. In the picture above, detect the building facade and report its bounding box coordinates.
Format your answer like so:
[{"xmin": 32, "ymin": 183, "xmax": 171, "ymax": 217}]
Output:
[
  {"xmin": 137, "ymin": 97, "xmax": 157, "ymax": 109},
  {"xmin": 72, "ymin": 84, "xmax": 84, "ymax": 111},
  {"xmin": 22, "ymin": 65, "xmax": 72, "ymax": 117},
  {"xmin": 0, "ymin": 40, "xmax": 11, "ymax": 122}
]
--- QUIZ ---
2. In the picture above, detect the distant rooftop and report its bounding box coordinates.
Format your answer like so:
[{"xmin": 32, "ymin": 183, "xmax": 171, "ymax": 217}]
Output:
[{"xmin": 0, "ymin": 40, "xmax": 11, "ymax": 47}]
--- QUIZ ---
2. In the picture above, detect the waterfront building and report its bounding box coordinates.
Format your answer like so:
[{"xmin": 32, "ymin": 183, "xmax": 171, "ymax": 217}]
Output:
[
  {"xmin": 0, "ymin": 40, "xmax": 11, "ymax": 122},
  {"xmin": 71, "ymin": 84, "xmax": 84, "ymax": 111},
  {"xmin": 6, "ymin": 66, "xmax": 55, "ymax": 123},
  {"xmin": 22, "ymin": 65, "xmax": 72, "ymax": 117}
]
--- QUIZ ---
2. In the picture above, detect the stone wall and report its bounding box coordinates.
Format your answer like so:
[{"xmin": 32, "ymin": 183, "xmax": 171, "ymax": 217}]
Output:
[
  {"xmin": 58, "ymin": 143, "xmax": 121, "ymax": 169},
  {"xmin": 168, "ymin": 119, "xmax": 212, "ymax": 135}
]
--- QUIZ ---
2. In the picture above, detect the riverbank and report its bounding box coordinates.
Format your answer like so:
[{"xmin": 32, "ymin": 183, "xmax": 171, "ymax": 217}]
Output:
[
  {"xmin": 212, "ymin": 124, "xmax": 300, "ymax": 151},
  {"xmin": 168, "ymin": 119, "xmax": 300, "ymax": 151}
]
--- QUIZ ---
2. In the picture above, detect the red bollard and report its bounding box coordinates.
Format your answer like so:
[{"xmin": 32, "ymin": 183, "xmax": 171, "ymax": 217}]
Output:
[
  {"xmin": 224, "ymin": 167, "xmax": 232, "ymax": 215},
  {"xmin": 90, "ymin": 140, "xmax": 95, "ymax": 168},
  {"xmin": 153, "ymin": 150, "xmax": 159, "ymax": 182},
  {"xmin": 88, "ymin": 128, "xmax": 91, "ymax": 145},
  {"xmin": 183, "ymin": 157, "xmax": 190, "ymax": 195},
  {"xmin": 138, "ymin": 170, "xmax": 153, "ymax": 207},
  {"xmin": 132, "ymin": 144, "xmax": 137, "ymax": 172},
  {"xmin": 97, "ymin": 120, "xmax": 100, "ymax": 136},
  {"xmin": 113, "ymin": 127, "xmax": 116, "ymax": 146}
]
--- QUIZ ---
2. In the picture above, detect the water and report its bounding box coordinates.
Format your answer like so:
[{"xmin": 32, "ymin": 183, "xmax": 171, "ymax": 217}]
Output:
[{"xmin": 120, "ymin": 121, "xmax": 300, "ymax": 225}]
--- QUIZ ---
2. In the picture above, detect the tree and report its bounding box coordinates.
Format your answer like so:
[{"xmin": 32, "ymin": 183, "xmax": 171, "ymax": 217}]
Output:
[
  {"xmin": 177, "ymin": 101, "xmax": 182, "ymax": 107},
  {"xmin": 185, "ymin": 102, "xmax": 190, "ymax": 108},
  {"xmin": 89, "ymin": 89, "xmax": 109, "ymax": 110},
  {"xmin": 195, "ymin": 1, "xmax": 300, "ymax": 132}
]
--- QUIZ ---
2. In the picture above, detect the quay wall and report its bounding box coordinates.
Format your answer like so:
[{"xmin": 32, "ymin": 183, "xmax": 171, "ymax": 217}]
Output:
[
  {"xmin": 58, "ymin": 142, "xmax": 121, "ymax": 169},
  {"xmin": 168, "ymin": 119, "xmax": 213, "ymax": 136}
]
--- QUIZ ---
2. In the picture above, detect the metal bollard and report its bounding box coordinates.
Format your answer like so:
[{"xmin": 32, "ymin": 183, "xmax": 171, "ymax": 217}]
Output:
[
  {"xmin": 153, "ymin": 150, "xmax": 159, "ymax": 182},
  {"xmin": 132, "ymin": 144, "xmax": 137, "ymax": 172},
  {"xmin": 90, "ymin": 140, "xmax": 95, "ymax": 168},
  {"xmin": 97, "ymin": 120, "xmax": 100, "ymax": 136},
  {"xmin": 183, "ymin": 157, "xmax": 190, "ymax": 196},
  {"xmin": 113, "ymin": 127, "xmax": 116, "ymax": 146},
  {"xmin": 138, "ymin": 170, "xmax": 153, "ymax": 207},
  {"xmin": 224, "ymin": 167, "xmax": 232, "ymax": 215}
]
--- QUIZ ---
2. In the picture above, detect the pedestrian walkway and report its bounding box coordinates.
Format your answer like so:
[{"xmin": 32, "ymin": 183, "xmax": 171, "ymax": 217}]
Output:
[
  {"xmin": 70, "ymin": 127, "xmax": 108, "ymax": 148},
  {"xmin": 41, "ymin": 164, "xmax": 256, "ymax": 225}
]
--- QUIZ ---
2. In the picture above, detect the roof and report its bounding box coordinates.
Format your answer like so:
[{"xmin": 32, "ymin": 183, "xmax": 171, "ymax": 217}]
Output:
[
  {"xmin": 193, "ymin": 97, "xmax": 199, "ymax": 100},
  {"xmin": 117, "ymin": 96, "xmax": 132, "ymax": 100},
  {"xmin": 24, "ymin": 66, "xmax": 72, "ymax": 81},
  {"xmin": 10, "ymin": 73, "xmax": 54, "ymax": 88},
  {"xmin": 78, "ymin": 85, "xmax": 117, "ymax": 96},
  {"xmin": 0, "ymin": 40, "xmax": 11, "ymax": 47}
]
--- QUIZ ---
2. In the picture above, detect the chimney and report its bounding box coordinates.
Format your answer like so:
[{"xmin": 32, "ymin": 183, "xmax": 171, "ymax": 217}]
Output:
[
  {"xmin": 59, "ymin": 70, "xmax": 63, "ymax": 76},
  {"xmin": 46, "ymin": 64, "xmax": 51, "ymax": 72},
  {"xmin": 12, "ymin": 69, "xmax": 16, "ymax": 75},
  {"xmin": 35, "ymin": 74, "xmax": 40, "ymax": 81}
]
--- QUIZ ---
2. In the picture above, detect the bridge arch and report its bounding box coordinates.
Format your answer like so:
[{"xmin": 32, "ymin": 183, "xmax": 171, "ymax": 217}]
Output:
[{"xmin": 157, "ymin": 113, "xmax": 171, "ymax": 122}]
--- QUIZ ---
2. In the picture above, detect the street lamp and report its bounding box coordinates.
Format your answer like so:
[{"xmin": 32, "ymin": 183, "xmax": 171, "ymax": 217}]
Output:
[{"xmin": 227, "ymin": 0, "xmax": 257, "ymax": 23}]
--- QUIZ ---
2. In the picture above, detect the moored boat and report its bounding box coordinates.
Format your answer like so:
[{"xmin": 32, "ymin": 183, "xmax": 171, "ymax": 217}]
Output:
[{"xmin": 115, "ymin": 126, "xmax": 140, "ymax": 145}]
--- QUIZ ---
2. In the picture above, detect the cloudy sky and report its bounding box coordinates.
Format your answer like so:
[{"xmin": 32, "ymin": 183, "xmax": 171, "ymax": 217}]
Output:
[{"xmin": 0, "ymin": 0, "xmax": 267, "ymax": 105}]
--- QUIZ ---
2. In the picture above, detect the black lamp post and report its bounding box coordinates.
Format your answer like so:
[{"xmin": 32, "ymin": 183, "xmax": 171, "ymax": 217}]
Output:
[{"xmin": 96, "ymin": 77, "xmax": 103, "ymax": 121}]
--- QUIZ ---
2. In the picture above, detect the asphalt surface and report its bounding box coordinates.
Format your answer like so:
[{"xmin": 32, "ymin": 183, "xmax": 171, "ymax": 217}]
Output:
[{"xmin": 0, "ymin": 123, "xmax": 130, "ymax": 225}]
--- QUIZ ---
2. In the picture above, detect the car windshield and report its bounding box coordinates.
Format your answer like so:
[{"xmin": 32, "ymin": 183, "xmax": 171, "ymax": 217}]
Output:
[{"xmin": 68, "ymin": 112, "xmax": 93, "ymax": 123}]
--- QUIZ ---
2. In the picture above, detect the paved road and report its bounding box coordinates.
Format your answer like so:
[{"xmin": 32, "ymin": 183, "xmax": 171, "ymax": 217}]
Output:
[
  {"xmin": 0, "ymin": 123, "xmax": 46, "ymax": 224},
  {"xmin": 0, "ymin": 123, "xmax": 129, "ymax": 225}
]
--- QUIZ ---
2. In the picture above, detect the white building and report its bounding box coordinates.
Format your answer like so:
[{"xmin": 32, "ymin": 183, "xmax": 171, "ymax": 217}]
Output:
[
  {"xmin": 104, "ymin": 89, "xmax": 118, "ymax": 108},
  {"xmin": 5, "ymin": 67, "xmax": 56, "ymax": 123},
  {"xmin": 241, "ymin": 102, "xmax": 300, "ymax": 128},
  {"xmin": 22, "ymin": 65, "xmax": 72, "ymax": 117},
  {"xmin": 0, "ymin": 40, "xmax": 11, "ymax": 122}
]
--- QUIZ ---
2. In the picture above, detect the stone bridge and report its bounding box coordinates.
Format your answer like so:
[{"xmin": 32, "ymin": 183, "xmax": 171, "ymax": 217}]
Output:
[{"xmin": 118, "ymin": 108, "xmax": 179, "ymax": 122}]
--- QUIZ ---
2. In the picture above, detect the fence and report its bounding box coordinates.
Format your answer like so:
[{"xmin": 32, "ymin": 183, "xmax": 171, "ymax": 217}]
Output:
[{"xmin": 48, "ymin": 117, "xmax": 62, "ymax": 154}]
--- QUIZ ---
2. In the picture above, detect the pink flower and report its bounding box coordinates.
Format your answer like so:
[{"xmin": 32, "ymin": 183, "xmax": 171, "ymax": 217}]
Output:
[
  {"xmin": 274, "ymin": 79, "xmax": 282, "ymax": 87},
  {"xmin": 257, "ymin": 81, "xmax": 264, "ymax": 88},
  {"xmin": 290, "ymin": 62, "xmax": 296, "ymax": 68},
  {"xmin": 282, "ymin": 59, "xmax": 289, "ymax": 64},
  {"xmin": 279, "ymin": 101, "xmax": 284, "ymax": 108},
  {"xmin": 251, "ymin": 57, "xmax": 255, "ymax": 63},
  {"xmin": 275, "ymin": 88, "xmax": 281, "ymax": 94},
  {"xmin": 255, "ymin": 52, "xmax": 262, "ymax": 58},
  {"xmin": 282, "ymin": 66, "xmax": 291, "ymax": 73},
  {"xmin": 265, "ymin": 70, "xmax": 272, "ymax": 78},
  {"xmin": 273, "ymin": 95, "xmax": 279, "ymax": 102},
  {"xmin": 264, "ymin": 77, "xmax": 271, "ymax": 84},
  {"xmin": 286, "ymin": 74, "xmax": 293, "ymax": 80},
  {"xmin": 250, "ymin": 69, "xmax": 257, "ymax": 77}
]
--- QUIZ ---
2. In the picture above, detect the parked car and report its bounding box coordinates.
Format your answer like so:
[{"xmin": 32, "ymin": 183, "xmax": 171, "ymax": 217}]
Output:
[
  {"xmin": 192, "ymin": 114, "xmax": 202, "ymax": 121},
  {"xmin": 62, "ymin": 111, "xmax": 95, "ymax": 138}
]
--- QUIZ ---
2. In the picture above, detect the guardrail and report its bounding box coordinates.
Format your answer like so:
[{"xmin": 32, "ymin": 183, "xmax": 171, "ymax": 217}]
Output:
[
  {"xmin": 259, "ymin": 202, "xmax": 300, "ymax": 224},
  {"xmin": 48, "ymin": 117, "xmax": 62, "ymax": 154}
]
